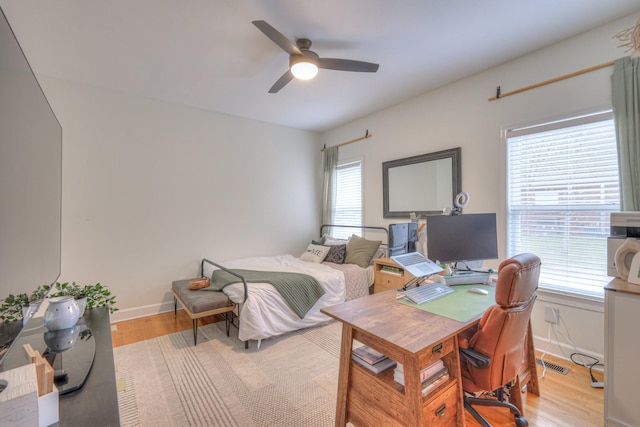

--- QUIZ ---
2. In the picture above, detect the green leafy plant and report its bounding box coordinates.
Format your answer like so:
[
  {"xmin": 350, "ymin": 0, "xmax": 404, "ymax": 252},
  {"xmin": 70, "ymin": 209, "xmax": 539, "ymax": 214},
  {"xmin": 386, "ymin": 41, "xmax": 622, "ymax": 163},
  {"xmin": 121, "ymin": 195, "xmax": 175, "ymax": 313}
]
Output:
[
  {"xmin": 1, "ymin": 281, "xmax": 117, "ymax": 323},
  {"xmin": 0, "ymin": 284, "xmax": 51, "ymax": 323},
  {"xmin": 0, "ymin": 293, "xmax": 29, "ymax": 323},
  {"xmin": 50, "ymin": 281, "xmax": 85, "ymax": 299},
  {"xmin": 82, "ymin": 283, "xmax": 118, "ymax": 314},
  {"xmin": 29, "ymin": 284, "xmax": 52, "ymax": 303},
  {"xmin": 51, "ymin": 282, "xmax": 118, "ymax": 314}
]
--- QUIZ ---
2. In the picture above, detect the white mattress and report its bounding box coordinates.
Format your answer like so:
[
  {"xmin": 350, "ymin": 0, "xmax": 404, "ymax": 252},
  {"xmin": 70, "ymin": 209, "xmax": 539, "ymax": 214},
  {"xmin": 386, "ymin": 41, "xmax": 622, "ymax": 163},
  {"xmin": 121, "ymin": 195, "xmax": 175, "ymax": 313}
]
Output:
[{"xmin": 202, "ymin": 254, "xmax": 366, "ymax": 342}]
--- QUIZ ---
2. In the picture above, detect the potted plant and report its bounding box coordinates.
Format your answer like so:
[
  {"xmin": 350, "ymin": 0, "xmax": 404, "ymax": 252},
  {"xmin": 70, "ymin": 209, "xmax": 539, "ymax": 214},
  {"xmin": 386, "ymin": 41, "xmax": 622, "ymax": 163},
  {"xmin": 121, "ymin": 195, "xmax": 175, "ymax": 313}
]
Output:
[
  {"xmin": 50, "ymin": 282, "xmax": 87, "ymax": 315},
  {"xmin": 50, "ymin": 282, "xmax": 117, "ymax": 315},
  {"xmin": 0, "ymin": 284, "xmax": 51, "ymax": 324}
]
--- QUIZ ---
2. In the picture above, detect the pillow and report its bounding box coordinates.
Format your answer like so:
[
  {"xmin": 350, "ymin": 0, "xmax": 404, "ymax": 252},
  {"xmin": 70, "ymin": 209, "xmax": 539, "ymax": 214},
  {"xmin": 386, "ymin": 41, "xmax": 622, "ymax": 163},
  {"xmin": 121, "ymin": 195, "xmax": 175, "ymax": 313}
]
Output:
[
  {"xmin": 312, "ymin": 240, "xmax": 347, "ymax": 264},
  {"xmin": 324, "ymin": 238, "xmax": 349, "ymax": 246},
  {"xmin": 345, "ymin": 235, "xmax": 382, "ymax": 268},
  {"xmin": 371, "ymin": 246, "xmax": 387, "ymax": 263},
  {"xmin": 300, "ymin": 243, "xmax": 330, "ymax": 263},
  {"xmin": 325, "ymin": 244, "xmax": 347, "ymax": 264}
]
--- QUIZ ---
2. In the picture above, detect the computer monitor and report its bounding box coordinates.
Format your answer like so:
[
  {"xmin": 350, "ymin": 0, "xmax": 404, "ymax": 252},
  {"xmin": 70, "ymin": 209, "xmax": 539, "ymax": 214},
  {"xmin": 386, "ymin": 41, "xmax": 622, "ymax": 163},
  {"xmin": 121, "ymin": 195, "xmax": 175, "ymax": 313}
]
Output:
[
  {"xmin": 426, "ymin": 213, "xmax": 498, "ymax": 267},
  {"xmin": 388, "ymin": 223, "xmax": 418, "ymax": 256}
]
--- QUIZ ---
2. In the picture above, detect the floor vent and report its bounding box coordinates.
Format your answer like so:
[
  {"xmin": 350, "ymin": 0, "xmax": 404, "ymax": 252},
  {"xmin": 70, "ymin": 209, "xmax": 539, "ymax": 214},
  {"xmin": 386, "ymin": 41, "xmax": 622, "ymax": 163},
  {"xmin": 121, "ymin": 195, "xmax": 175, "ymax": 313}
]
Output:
[{"xmin": 536, "ymin": 357, "xmax": 570, "ymax": 375}]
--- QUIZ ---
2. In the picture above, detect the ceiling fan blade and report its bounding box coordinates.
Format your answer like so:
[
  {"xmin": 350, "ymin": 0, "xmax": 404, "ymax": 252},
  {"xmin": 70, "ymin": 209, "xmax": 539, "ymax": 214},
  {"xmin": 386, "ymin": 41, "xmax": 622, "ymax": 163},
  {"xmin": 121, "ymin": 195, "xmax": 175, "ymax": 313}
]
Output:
[
  {"xmin": 318, "ymin": 58, "xmax": 379, "ymax": 73},
  {"xmin": 268, "ymin": 70, "xmax": 294, "ymax": 93},
  {"xmin": 252, "ymin": 20, "xmax": 302, "ymax": 56}
]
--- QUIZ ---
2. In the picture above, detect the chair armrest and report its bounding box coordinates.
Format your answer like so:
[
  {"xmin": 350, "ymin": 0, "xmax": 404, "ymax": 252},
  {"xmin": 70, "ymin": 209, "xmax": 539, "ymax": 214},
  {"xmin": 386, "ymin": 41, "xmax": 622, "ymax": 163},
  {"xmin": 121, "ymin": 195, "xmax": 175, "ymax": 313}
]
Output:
[
  {"xmin": 457, "ymin": 324, "xmax": 479, "ymax": 349},
  {"xmin": 460, "ymin": 347, "xmax": 492, "ymax": 369}
]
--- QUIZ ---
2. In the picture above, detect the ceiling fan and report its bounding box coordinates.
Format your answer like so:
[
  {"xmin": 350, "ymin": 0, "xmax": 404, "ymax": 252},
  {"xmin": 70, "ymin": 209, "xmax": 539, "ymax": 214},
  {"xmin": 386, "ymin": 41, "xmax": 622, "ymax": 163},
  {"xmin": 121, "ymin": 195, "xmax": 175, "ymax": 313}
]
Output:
[{"xmin": 252, "ymin": 20, "xmax": 379, "ymax": 93}]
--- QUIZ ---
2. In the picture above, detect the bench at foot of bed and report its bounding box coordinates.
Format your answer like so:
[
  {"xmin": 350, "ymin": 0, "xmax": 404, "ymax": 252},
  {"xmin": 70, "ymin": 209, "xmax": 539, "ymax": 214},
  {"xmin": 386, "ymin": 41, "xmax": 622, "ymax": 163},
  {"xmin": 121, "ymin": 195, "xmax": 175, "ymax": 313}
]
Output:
[{"xmin": 171, "ymin": 278, "xmax": 243, "ymax": 347}]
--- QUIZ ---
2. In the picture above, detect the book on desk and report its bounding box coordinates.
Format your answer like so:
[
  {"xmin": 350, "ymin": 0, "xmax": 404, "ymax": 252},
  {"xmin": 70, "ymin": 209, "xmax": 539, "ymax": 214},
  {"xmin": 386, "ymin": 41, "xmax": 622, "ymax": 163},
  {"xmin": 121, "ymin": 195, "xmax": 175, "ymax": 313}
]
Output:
[
  {"xmin": 379, "ymin": 265, "xmax": 403, "ymax": 277},
  {"xmin": 394, "ymin": 360, "xmax": 450, "ymax": 396},
  {"xmin": 352, "ymin": 345, "xmax": 397, "ymax": 374}
]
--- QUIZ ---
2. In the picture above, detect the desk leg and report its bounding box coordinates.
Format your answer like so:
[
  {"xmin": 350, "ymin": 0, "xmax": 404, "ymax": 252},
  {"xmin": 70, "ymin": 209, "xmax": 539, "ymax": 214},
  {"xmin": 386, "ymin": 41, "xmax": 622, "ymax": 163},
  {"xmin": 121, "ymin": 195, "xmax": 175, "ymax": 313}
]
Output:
[
  {"xmin": 335, "ymin": 324, "xmax": 354, "ymax": 427},
  {"xmin": 510, "ymin": 321, "xmax": 540, "ymax": 414},
  {"xmin": 403, "ymin": 360, "xmax": 424, "ymax": 427},
  {"xmin": 524, "ymin": 323, "xmax": 539, "ymax": 396}
]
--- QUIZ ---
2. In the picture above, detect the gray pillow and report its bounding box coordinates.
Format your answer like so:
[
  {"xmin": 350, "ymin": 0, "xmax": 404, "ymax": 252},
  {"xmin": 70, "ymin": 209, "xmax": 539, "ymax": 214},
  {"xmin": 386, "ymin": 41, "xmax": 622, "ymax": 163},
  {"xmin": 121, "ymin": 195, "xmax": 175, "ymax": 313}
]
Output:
[
  {"xmin": 325, "ymin": 244, "xmax": 347, "ymax": 264},
  {"xmin": 312, "ymin": 240, "xmax": 346, "ymax": 264},
  {"xmin": 345, "ymin": 235, "xmax": 382, "ymax": 268}
]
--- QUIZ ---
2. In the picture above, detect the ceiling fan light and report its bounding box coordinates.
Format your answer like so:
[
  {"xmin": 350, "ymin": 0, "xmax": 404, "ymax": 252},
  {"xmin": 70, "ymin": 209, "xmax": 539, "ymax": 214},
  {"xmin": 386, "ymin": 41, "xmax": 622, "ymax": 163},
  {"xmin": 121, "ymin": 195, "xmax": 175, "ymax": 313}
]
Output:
[{"xmin": 290, "ymin": 57, "xmax": 318, "ymax": 80}]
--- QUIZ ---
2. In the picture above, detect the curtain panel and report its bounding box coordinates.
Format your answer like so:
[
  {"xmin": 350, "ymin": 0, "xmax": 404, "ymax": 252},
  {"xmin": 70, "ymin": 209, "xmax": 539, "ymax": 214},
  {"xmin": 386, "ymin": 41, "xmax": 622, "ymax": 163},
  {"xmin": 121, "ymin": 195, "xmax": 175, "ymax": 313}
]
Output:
[
  {"xmin": 612, "ymin": 56, "xmax": 640, "ymax": 211},
  {"xmin": 322, "ymin": 146, "xmax": 338, "ymax": 226}
]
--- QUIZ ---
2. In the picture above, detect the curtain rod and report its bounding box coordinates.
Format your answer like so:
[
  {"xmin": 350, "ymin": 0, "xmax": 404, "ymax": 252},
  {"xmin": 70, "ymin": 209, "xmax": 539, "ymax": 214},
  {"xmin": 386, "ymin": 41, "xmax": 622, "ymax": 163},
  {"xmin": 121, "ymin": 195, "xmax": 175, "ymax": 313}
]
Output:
[
  {"xmin": 321, "ymin": 130, "xmax": 372, "ymax": 152},
  {"xmin": 488, "ymin": 60, "xmax": 615, "ymax": 102}
]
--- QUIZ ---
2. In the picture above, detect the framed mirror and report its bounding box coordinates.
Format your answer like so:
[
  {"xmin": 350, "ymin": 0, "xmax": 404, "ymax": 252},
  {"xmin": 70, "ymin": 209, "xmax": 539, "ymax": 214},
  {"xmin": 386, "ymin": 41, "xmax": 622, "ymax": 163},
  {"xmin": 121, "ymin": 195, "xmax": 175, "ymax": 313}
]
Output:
[{"xmin": 383, "ymin": 147, "xmax": 461, "ymax": 218}]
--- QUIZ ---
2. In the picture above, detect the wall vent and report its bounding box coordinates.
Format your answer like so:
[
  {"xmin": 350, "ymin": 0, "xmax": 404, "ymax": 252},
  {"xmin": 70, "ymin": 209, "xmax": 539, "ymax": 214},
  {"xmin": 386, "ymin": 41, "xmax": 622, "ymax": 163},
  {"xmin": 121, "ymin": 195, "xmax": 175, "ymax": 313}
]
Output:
[{"xmin": 536, "ymin": 357, "xmax": 570, "ymax": 375}]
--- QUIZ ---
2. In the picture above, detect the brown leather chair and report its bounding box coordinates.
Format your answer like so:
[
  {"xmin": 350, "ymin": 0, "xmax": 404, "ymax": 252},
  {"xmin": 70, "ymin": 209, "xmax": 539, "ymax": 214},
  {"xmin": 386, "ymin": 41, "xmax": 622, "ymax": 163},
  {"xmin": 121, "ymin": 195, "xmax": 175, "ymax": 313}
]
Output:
[{"xmin": 458, "ymin": 253, "xmax": 541, "ymax": 427}]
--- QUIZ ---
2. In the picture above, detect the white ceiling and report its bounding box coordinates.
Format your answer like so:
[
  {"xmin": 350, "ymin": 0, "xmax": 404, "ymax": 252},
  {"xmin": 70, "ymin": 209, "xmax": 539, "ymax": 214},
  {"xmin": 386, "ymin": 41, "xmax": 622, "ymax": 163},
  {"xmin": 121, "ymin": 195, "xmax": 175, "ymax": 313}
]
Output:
[{"xmin": 2, "ymin": 0, "xmax": 639, "ymax": 132}]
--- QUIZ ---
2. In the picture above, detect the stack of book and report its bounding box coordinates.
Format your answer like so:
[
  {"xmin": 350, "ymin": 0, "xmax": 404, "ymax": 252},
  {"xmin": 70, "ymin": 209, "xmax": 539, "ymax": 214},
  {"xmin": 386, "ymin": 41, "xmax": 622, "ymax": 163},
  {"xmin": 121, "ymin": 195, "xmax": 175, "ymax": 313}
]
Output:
[
  {"xmin": 352, "ymin": 345, "xmax": 397, "ymax": 374},
  {"xmin": 380, "ymin": 265, "xmax": 402, "ymax": 276},
  {"xmin": 394, "ymin": 360, "xmax": 450, "ymax": 397}
]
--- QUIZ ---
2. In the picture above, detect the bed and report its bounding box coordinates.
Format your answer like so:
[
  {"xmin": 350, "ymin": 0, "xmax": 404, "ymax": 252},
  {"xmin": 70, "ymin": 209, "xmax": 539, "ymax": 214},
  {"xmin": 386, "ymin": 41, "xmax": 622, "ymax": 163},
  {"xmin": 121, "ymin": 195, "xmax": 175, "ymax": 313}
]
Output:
[{"xmin": 199, "ymin": 225, "xmax": 387, "ymax": 347}]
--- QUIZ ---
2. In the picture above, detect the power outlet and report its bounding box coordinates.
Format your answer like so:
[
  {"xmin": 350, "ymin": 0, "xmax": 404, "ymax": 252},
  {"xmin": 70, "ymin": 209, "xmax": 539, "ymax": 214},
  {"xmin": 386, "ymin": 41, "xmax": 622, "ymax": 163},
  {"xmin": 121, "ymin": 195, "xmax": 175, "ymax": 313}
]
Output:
[{"xmin": 544, "ymin": 306, "xmax": 559, "ymax": 324}]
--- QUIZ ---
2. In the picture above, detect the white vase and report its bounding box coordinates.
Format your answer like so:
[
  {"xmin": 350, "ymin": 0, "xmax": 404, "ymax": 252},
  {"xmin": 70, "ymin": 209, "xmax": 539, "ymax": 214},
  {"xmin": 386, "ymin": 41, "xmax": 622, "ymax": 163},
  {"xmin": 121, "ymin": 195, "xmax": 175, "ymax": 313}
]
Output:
[{"xmin": 44, "ymin": 296, "xmax": 80, "ymax": 331}]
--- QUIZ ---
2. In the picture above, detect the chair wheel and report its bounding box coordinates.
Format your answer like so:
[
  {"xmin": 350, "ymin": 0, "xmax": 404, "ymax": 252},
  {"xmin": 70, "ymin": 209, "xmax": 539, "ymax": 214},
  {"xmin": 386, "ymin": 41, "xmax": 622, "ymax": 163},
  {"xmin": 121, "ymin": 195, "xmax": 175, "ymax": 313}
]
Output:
[{"xmin": 514, "ymin": 416, "xmax": 528, "ymax": 427}]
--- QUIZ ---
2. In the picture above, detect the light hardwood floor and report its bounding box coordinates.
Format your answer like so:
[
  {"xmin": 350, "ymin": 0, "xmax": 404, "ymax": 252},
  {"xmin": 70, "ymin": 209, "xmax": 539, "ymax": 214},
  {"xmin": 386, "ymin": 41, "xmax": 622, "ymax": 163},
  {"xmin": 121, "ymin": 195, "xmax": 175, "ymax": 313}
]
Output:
[{"xmin": 111, "ymin": 312, "xmax": 604, "ymax": 426}]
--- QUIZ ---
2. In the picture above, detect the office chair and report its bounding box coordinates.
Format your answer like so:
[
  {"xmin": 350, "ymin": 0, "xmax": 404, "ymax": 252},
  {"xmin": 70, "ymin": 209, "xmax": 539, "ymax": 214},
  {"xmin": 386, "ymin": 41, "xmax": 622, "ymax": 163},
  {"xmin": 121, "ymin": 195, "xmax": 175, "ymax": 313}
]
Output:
[{"xmin": 458, "ymin": 253, "xmax": 541, "ymax": 427}]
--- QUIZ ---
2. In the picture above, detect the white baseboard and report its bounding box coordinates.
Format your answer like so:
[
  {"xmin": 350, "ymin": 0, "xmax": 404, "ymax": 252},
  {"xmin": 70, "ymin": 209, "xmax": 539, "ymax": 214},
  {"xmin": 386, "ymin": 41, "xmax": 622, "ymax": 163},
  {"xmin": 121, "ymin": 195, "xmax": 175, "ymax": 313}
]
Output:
[
  {"xmin": 533, "ymin": 334, "xmax": 604, "ymax": 371},
  {"xmin": 109, "ymin": 300, "xmax": 177, "ymax": 323}
]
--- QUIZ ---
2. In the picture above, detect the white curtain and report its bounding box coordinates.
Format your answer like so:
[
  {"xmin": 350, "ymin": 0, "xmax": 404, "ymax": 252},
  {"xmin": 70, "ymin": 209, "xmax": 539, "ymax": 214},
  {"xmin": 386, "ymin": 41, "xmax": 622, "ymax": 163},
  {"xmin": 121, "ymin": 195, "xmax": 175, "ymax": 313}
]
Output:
[
  {"xmin": 612, "ymin": 56, "xmax": 640, "ymax": 211},
  {"xmin": 322, "ymin": 146, "xmax": 338, "ymax": 227}
]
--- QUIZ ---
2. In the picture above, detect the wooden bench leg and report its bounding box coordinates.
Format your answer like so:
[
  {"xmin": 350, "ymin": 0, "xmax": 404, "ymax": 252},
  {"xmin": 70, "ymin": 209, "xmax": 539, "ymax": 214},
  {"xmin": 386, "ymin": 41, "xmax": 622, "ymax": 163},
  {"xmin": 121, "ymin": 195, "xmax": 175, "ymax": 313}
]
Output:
[{"xmin": 174, "ymin": 296, "xmax": 177, "ymax": 315}]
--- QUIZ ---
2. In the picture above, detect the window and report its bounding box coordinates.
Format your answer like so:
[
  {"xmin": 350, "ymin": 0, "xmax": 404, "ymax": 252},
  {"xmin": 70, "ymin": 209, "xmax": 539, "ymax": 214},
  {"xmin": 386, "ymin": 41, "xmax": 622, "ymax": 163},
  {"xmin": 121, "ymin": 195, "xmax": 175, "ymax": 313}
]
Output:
[
  {"xmin": 332, "ymin": 160, "xmax": 362, "ymax": 240},
  {"xmin": 506, "ymin": 111, "xmax": 619, "ymax": 297}
]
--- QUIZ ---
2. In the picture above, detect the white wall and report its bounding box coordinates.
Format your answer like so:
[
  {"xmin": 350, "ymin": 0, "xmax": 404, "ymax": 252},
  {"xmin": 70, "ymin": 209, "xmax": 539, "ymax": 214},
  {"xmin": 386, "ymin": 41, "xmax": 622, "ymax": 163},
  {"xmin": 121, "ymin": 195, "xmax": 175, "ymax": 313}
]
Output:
[
  {"xmin": 40, "ymin": 78, "xmax": 322, "ymax": 321},
  {"xmin": 321, "ymin": 12, "xmax": 640, "ymax": 363}
]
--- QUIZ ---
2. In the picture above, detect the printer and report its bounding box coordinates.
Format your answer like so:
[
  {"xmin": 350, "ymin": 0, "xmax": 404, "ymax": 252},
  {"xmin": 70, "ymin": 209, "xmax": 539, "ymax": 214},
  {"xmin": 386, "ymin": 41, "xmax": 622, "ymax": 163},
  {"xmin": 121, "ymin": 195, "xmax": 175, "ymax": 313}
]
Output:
[{"xmin": 607, "ymin": 212, "xmax": 640, "ymax": 277}]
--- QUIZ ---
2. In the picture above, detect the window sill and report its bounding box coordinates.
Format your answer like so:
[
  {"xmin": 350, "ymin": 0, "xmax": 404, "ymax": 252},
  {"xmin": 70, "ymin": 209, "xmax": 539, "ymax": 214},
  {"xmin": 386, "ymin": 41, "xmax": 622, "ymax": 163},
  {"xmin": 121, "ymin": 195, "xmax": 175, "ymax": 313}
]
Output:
[{"xmin": 536, "ymin": 286, "xmax": 605, "ymax": 313}]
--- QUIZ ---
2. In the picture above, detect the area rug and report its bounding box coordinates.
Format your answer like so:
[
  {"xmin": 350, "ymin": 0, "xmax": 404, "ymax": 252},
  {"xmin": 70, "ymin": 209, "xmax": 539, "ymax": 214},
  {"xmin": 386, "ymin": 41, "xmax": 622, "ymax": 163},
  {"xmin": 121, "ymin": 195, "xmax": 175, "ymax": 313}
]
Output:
[{"xmin": 113, "ymin": 320, "xmax": 343, "ymax": 426}]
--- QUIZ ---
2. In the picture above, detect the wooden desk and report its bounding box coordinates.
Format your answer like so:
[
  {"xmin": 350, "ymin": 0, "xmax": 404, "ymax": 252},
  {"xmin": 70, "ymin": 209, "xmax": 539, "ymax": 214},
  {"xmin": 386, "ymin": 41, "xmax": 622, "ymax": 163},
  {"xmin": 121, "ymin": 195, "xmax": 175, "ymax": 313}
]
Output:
[{"xmin": 321, "ymin": 290, "xmax": 538, "ymax": 427}]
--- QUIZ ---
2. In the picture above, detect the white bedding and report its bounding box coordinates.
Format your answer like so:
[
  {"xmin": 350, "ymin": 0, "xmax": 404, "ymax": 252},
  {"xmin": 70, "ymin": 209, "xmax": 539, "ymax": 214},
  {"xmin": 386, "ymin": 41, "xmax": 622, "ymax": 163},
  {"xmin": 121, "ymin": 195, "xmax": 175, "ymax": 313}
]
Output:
[{"xmin": 202, "ymin": 254, "xmax": 371, "ymax": 342}]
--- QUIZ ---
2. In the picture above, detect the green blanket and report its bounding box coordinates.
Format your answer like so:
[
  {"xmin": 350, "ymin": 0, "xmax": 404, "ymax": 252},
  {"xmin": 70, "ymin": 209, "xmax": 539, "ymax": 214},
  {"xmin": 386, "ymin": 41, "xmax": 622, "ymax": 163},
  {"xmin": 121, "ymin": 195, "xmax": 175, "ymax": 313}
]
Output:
[{"xmin": 203, "ymin": 269, "xmax": 325, "ymax": 319}]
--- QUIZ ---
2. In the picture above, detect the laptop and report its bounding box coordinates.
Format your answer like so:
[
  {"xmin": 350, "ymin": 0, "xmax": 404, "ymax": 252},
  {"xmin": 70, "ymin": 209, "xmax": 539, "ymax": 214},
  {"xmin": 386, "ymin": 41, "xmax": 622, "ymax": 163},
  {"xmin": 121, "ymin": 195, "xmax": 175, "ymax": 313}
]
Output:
[{"xmin": 391, "ymin": 252, "xmax": 443, "ymax": 278}]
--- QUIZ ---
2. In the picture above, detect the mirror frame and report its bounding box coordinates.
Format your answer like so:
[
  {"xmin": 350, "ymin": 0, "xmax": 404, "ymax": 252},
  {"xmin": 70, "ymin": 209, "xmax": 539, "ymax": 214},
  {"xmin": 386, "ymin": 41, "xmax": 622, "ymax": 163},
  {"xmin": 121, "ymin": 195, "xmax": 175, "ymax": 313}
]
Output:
[{"xmin": 382, "ymin": 147, "xmax": 461, "ymax": 218}]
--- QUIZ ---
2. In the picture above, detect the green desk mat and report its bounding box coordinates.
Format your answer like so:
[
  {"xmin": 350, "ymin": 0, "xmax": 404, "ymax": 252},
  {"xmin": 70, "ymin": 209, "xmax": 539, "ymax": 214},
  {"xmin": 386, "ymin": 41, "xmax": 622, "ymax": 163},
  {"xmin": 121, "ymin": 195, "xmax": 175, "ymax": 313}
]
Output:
[{"xmin": 398, "ymin": 284, "xmax": 495, "ymax": 323}]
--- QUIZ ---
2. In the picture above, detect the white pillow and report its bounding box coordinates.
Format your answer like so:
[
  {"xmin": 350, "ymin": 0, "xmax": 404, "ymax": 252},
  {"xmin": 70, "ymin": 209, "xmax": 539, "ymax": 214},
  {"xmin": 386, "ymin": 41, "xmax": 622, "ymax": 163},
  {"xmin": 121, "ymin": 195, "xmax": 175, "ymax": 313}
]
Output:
[
  {"xmin": 325, "ymin": 238, "xmax": 349, "ymax": 246},
  {"xmin": 300, "ymin": 244, "xmax": 330, "ymax": 263}
]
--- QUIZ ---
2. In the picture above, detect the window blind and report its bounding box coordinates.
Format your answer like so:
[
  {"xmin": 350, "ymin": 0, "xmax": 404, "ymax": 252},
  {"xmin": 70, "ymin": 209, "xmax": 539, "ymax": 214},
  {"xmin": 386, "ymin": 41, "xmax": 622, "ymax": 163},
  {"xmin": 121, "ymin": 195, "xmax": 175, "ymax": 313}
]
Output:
[
  {"xmin": 332, "ymin": 160, "xmax": 362, "ymax": 240},
  {"xmin": 506, "ymin": 111, "xmax": 619, "ymax": 296}
]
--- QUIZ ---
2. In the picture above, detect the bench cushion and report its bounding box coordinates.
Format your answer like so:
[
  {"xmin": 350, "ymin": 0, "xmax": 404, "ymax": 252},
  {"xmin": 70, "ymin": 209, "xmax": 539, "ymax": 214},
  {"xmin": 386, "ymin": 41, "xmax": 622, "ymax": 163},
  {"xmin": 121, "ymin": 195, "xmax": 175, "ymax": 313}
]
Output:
[{"xmin": 172, "ymin": 279, "xmax": 234, "ymax": 313}]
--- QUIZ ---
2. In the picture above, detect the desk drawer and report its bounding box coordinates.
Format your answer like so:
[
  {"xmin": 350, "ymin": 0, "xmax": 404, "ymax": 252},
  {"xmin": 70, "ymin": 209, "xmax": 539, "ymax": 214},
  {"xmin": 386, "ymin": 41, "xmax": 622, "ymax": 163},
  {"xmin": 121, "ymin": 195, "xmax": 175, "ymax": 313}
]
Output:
[
  {"xmin": 374, "ymin": 272, "xmax": 406, "ymax": 291},
  {"xmin": 419, "ymin": 337, "xmax": 455, "ymax": 368},
  {"xmin": 422, "ymin": 382, "xmax": 458, "ymax": 426}
]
